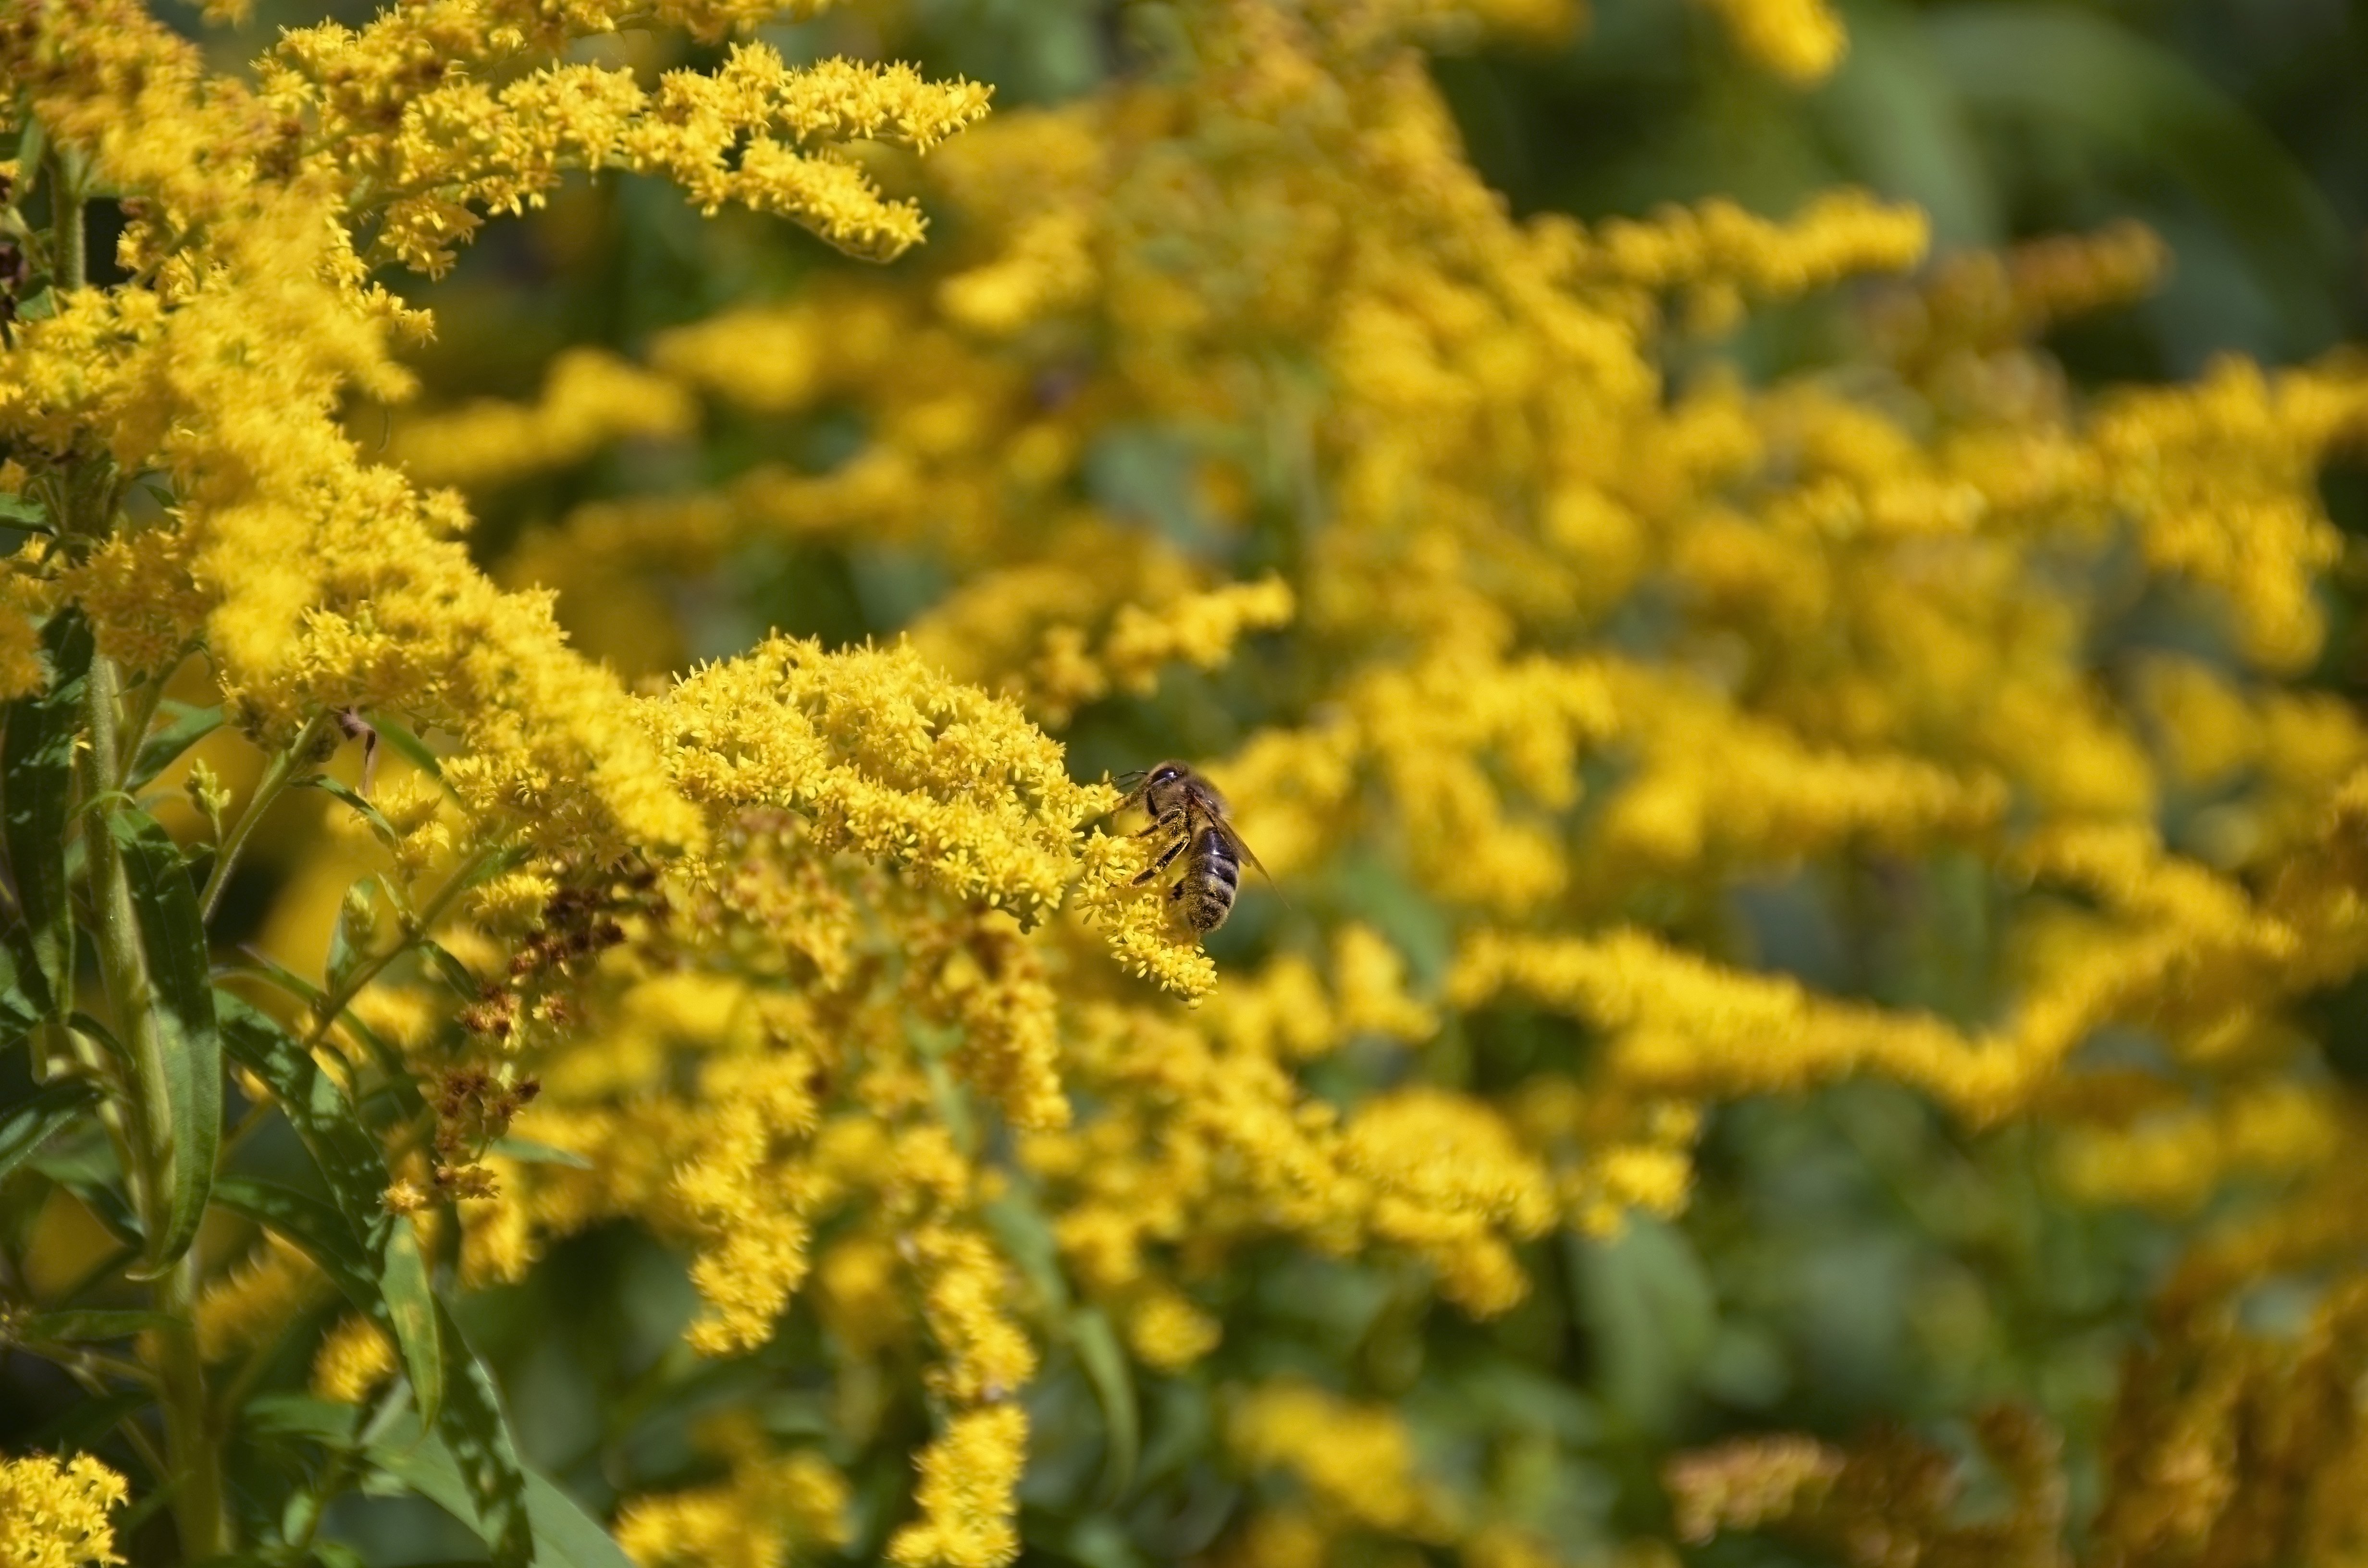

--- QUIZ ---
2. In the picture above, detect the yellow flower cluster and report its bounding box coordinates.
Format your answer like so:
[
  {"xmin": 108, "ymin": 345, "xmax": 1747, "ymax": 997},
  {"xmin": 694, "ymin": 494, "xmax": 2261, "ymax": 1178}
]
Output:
[
  {"xmin": 310, "ymin": 1313, "xmax": 399, "ymax": 1404},
  {"xmin": 193, "ymin": 1232, "xmax": 325, "ymax": 1363},
  {"xmin": 271, "ymin": 16, "xmax": 990, "ymax": 273},
  {"xmin": 648, "ymin": 637, "xmax": 1116, "ymax": 924},
  {"xmin": 0, "ymin": 1454, "xmax": 129, "ymax": 1568},
  {"xmin": 1231, "ymin": 1383, "xmax": 1455, "ymax": 1539},
  {"xmin": 617, "ymin": 1427, "xmax": 850, "ymax": 1568},
  {"xmin": 888, "ymin": 1405, "xmax": 1028, "ymax": 1568},
  {"xmin": 393, "ymin": 348, "xmax": 696, "ymax": 488},
  {"xmin": 1666, "ymin": 1409, "xmax": 2066, "ymax": 1566},
  {"xmin": 1691, "ymin": 0, "xmax": 1850, "ymax": 85}
]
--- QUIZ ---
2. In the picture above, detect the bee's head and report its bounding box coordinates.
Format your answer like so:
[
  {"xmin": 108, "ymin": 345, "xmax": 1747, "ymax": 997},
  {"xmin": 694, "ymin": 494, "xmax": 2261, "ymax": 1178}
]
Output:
[{"xmin": 1148, "ymin": 762, "xmax": 1186, "ymax": 786}]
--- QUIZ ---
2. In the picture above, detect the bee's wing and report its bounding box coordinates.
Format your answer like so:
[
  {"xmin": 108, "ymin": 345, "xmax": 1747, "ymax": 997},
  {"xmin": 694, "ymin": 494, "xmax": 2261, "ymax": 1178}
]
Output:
[{"xmin": 1212, "ymin": 815, "xmax": 1274, "ymax": 883}]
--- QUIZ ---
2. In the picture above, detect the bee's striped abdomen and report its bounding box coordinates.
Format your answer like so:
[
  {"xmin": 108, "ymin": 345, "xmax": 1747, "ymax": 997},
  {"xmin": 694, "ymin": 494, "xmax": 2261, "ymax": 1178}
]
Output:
[{"xmin": 1175, "ymin": 824, "xmax": 1240, "ymax": 932}]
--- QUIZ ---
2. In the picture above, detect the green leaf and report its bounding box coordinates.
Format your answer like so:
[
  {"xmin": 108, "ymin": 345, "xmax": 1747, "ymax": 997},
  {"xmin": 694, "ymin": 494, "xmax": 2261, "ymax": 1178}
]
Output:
[
  {"xmin": 213, "ymin": 1002, "xmax": 446, "ymax": 1423},
  {"xmin": 2, "ymin": 610, "xmax": 93, "ymax": 1020},
  {"xmin": 213, "ymin": 1176, "xmax": 374, "ymax": 1296},
  {"xmin": 25, "ymin": 1388, "xmax": 149, "ymax": 1454},
  {"xmin": 109, "ymin": 805, "xmax": 220, "ymax": 1275},
  {"xmin": 0, "ymin": 492, "xmax": 47, "ymax": 529},
  {"xmin": 67, "ymin": 1011, "xmax": 128, "ymax": 1062},
  {"xmin": 248, "ymin": 1396, "xmax": 627, "ymax": 1568},
  {"xmin": 368, "ymin": 715, "xmax": 445, "ymax": 782},
  {"xmin": 126, "ymin": 701, "xmax": 224, "ymax": 793},
  {"xmin": 435, "ymin": 1301, "xmax": 534, "ymax": 1568},
  {"xmin": 0, "ymin": 1078, "xmax": 101, "ymax": 1187},
  {"xmin": 17, "ymin": 1308, "xmax": 179, "ymax": 1342},
  {"xmin": 12, "ymin": 121, "xmax": 46, "ymax": 190},
  {"xmin": 1069, "ymin": 1307, "xmax": 1140, "ymax": 1498},
  {"xmin": 213, "ymin": 1173, "xmax": 443, "ymax": 1420},
  {"xmin": 241, "ymin": 1392, "xmax": 366, "ymax": 1446},
  {"xmin": 489, "ymin": 1136, "xmax": 592, "ymax": 1171},
  {"xmin": 217, "ymin": 997, "xmax": 382, "ymax": 1221},
  {"xmin": 30, "ymin": 1149, "xmax": 144, "ymax": 1248},
  {"xmin": 302, "ymin": 776, "xmax": 401, "ymax": 853},
  {"xmin": 0, "ymin": 922, "xmax": 46, "ymax": 1050},
  {"xmin": 380, "ymin": 1219, "xmax": 443, "ymax": 1425},
  {"xmin": 220, "ymin": 950, "xmax": 328, "ymax": 1008},
  {"xmin": 422, "ymin": 941, "xmax": 482, "ymax": 1000}
]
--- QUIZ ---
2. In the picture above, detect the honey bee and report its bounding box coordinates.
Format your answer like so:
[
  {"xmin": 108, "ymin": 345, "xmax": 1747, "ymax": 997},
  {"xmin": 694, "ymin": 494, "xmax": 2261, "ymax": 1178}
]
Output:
[{"xmin": 1119, "ymin": 759, "xmax": 1269, "ymax": 933}]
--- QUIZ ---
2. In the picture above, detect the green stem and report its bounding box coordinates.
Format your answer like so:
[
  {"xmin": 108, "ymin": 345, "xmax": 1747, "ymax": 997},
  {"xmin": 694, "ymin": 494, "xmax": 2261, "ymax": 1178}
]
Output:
[
  {"xmin": 150, "ymin": 1250, "xmax": 224, "ymax": 1553},
  {"xmin": 51, "ymin": 151, "xmax": 84, "ymax": 292},
  {"xmin": 56, "ymin": 172, "xmax": 230, "ymax": 1561},
  {"xmin": 200, "ymin": 712, "xmax": 327, "ymax": 924},
  {"xmin": 110, "ymin": 656, "xmax": 183, "ymax": 793},
  {"xmin": 85, "ymin": 628, "xmax": 230, "ymax": 1565},
  {"xmin": 300, "ymin": 843, "xmax": 501, "ymax": 1054},
  {"xmin": 56, "ymin": 1358, "xmax": 170, "ymax": 1483}
]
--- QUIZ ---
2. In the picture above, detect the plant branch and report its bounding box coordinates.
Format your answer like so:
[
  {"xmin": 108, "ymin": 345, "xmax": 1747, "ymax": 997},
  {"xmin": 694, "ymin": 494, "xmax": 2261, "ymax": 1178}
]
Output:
[
  {"xmin": 299, "ymin": 841, "xmax": 502, "ymax": 1054},
  {"xmin": 55, "ymin": 167, "xmax": 231, "ymax": 1562},
  {"xmin": 200, "ymin": 712, "xmax": 329, "ymax": 924}
]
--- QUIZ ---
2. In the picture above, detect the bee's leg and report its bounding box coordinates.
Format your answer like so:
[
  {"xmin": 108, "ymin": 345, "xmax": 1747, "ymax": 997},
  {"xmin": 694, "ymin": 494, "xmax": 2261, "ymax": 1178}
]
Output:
[
  {"xmin": 1132, "ymin": 833, "xmax": 1194, "ymax": 885},
  {"xmin": 1133, "ymin": 807, "xmax": 1185, "ymax": 839}
]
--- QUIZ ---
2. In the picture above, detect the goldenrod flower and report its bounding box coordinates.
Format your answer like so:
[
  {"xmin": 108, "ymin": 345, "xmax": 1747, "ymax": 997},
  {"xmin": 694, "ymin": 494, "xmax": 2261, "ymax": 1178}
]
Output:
[{"xmin": 0, "ymin": 1453, "xmax": 129, "ymax": 1568}]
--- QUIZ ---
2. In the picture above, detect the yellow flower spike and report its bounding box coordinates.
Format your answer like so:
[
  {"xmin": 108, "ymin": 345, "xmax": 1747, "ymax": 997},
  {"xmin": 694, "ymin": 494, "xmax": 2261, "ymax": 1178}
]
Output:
[
  {"xmin": 1067, "ymin": 829, "xmax": 1221, "ymax": 1002},
  {"xmin": 887, "ymin": 1405, "xmax": 1030, "ymax": 1568},
  {"xmin": 1332, "ymin": 924, "xmax": 1439, "ymax": 1042},
  {"xmin": 1690, "ymin": 0, "xmax": 1849, "ymax": 85},
  {"xmin": 1126, "ymin": 1285, "xmax": 1224, "ymax": 1372},
  {"xmin": 0, "ymin": 551, "xmax": 55, "ymax": 702},
  {"xmin": 1342, "ymin": 1087, "xmax": 1555, "ymax": 1314},
  {"xmin": 1231, "ymin": 1382, "xmax": 1456, "ymax": 1539},
  {"xmin": 2053, "ymin": 1079, "xmax": 2342, "ymax": 1215},
  {"xmin": 1098, "ymin": 576, "xmax": 1297, "ymax": 696},
  {"xmin": 193, "ymin": 1232, "xmax": 326, "ymax": 1364},
  {"xmin": 617, "ymin": 1448, "xmax": 851, "ymax": 1568},
  {"xmin": 393, "ymin": 348, "xmax": 697, "ymax": 490},
  {"xmin": 311, "ymin": 1314, "xmax": 398, "ymax": 1405},
  {"xmin": 673, "ymin": 1052, "xmax": 830, "ymax": 1354},
  {"xmin": 650, "ymin": 637, "xmax": 1106, "ymax": 925},
  {"xmin": 905, "ymin": 1220, "xmax": 1038, "ymax": 1403},
  {"xmin": 915, "ymin": 910, "xmax": 1071, "ymax": 1130}
]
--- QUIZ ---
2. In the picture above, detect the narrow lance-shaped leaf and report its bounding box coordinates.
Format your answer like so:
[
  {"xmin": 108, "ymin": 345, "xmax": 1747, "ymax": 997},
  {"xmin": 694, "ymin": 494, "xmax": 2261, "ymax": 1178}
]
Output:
[
  {"xmin": 0, "ymin": 1079, "xmax": 102, "ymax": 1187},
  {"xmin": 0, "ymin": 925, "xmax": 48, "ymax": 1052},
  {"xmin": 212, "ymin": 1176, "xmax": 375, "ymax": 1299},
  {"xmin": 1, "ymin": 611, "xmax": 92, "ymax": 1019},
  {"xmin": 125, "ymin": 701, "xmax": 223, "ymax": 793},
  {"xmin": 435, "ymin": 1301, "xmax": 534, "ymax": 1568},
  {"xmin": 302, "ymin": 776, "xmax": 400, "ymax": 852},
  {"xmin": 18, "ymin": 1309, "xmax": 179, "ymax": 1343},
  {"xmin": 247, "ymin": 1396, "xmax": 629, "ymax": 1568},
  {"xmin": 109, "ymin": 807, "xmax": 219, "ymax": 1274},
  {"xmin": 208, "ymin": 998, "xmax": 444, "ymax": 1425}
]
